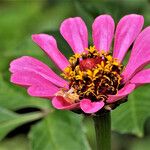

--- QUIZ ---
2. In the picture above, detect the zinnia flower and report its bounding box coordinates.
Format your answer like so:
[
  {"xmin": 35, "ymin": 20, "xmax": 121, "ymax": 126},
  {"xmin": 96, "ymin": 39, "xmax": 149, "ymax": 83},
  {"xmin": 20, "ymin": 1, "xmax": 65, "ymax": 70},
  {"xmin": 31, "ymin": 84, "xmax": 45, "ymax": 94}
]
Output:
[{"xmin": 10, "ymin": 14, "xmax": 150, "ymax": 114}]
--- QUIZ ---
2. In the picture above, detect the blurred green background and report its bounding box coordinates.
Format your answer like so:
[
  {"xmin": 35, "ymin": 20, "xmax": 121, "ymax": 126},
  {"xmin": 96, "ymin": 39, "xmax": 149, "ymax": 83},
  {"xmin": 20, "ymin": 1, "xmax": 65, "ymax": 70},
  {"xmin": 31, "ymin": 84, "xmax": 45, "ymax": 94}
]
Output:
[{"xmin": 0, "ymin": 0, "xmax": 150, "ymax": 150}]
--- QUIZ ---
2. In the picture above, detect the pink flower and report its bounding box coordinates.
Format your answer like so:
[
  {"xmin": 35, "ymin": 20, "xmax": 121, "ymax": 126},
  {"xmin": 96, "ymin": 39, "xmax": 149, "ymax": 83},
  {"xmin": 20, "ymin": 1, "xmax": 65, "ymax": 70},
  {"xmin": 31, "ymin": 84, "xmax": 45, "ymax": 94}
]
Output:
[{"xmin": 10, "ymin": 14, "xmax": 150, "ymax": 114}]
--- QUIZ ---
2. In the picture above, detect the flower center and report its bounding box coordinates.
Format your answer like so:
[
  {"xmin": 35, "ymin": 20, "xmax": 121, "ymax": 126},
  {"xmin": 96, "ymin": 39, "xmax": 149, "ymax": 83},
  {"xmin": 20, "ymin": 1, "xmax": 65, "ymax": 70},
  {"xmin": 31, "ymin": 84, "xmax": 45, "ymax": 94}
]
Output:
[{"xmin": 58, "ymin": 46, "xmax": 124, "ymax": 103}]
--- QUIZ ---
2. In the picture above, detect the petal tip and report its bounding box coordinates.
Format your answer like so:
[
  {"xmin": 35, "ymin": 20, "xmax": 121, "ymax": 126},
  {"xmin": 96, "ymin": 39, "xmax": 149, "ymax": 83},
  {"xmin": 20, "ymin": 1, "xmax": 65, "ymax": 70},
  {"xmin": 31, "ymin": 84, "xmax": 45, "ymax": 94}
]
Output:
[
  {"xmin": 80, "ymin": 99, "xmax": 104, "ymax": 114},
  {"xmin": 52, "ymin": 96, "xmax": 79, "ymax": 110}
]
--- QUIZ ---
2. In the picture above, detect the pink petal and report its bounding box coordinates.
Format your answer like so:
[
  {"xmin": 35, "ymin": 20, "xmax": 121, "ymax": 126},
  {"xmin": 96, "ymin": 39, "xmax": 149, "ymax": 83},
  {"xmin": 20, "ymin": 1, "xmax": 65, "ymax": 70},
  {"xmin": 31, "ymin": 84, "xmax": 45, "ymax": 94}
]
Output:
[
  {"xmin": 10, "ymin": 56, "xmax": 68, "ymax": 88},
  {"xmin": 107, "ymin": 84, "xmax": 135, "ymax": 103},
  {"xmin": 32, "ymin": 34, "xmax": 69, "ymax": 71},
  {"xmin": 122, "ymin": 27, "xmax": 150, "ymax": 83},
  {"xmin": 92, "ymin": 14, "xmax": 115, "ymax": 52},
  {"xmin": 113, "ymin": 14, "xmax": 144, "ymax": 62},
  {"xmin": 130, "ymin": 69, "xmax": 150, "ymax": 85},
  {"xmin": 80, "ymin": 99, "xmax": 104, "ymax": 114},
  {"xmin": 52, "ymin": 96, "xmax": 80, "ymax": 110},
  {"xmin": 60, "ymin": 17, "xmax": 88, "ymax": 54},
  {"xmin": 11, "ymin": 71, "xmax": 59, "ymax": 97}
]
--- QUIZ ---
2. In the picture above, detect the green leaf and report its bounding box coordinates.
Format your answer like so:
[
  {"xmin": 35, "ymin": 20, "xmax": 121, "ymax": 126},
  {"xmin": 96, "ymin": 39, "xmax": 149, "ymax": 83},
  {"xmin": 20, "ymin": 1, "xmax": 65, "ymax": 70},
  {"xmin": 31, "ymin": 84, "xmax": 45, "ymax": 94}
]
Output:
[
  {"xmin": 112, "ymin": 85, "xmax": 150, "ymax": 137},
  {"xmin": 0, "ymin": 107, "xmax": 45, "ymax": 141},
  {"xmin": 0, "ymin": 134, "xmax": 29, "ymax": 150},
  {"xmin": 29, "ymin": 111, "xmax": 91, "ymax": 150}
]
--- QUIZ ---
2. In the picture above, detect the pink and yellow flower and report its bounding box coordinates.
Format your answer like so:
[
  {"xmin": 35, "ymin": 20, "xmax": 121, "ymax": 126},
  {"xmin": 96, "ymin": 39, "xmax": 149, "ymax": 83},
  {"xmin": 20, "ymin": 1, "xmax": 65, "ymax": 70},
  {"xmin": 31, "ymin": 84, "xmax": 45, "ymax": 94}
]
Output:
[{"xmin": 10, "ymin": 14, "xmax": 150, "ymax": 114}]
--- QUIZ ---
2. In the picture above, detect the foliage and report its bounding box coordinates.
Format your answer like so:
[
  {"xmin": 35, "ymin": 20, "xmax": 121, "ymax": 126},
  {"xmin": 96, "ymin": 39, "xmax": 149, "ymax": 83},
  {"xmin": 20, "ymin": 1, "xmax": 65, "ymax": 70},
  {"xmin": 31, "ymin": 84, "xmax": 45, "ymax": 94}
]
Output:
[{"xmin": 0, "ymin": 0, "xmax": 150, "ymax": 150}]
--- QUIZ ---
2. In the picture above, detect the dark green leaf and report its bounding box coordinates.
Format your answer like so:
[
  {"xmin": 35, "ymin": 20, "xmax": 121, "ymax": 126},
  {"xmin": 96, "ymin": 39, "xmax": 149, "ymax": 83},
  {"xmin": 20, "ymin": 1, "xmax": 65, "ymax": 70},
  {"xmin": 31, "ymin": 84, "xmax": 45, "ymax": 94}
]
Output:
[
  {"xmin": 29, "ymin": 111, "xmax": 91, "ymax": 150},
  {"xmin": 112, "ymin": 85, "xmax": 150, "ymax": 137},
  {"xmin": 0, "ymin": 107, "xmax": 44, "ymax": 140}
]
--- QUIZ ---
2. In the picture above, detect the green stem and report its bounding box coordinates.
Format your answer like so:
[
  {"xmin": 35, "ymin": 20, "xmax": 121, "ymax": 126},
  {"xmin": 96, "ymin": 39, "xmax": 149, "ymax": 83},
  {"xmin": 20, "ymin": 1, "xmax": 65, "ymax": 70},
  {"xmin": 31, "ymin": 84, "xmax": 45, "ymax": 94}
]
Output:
[{"xmin": 93, "ymin": 111, "xmax": 111, "ymax": 150}]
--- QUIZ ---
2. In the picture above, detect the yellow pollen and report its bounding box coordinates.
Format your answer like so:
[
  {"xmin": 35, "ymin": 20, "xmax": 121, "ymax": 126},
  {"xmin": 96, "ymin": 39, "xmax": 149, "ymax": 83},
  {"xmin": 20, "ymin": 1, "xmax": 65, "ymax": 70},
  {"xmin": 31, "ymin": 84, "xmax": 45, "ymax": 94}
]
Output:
[{"xmin": 61, "ymin": 46, "xmax": 124, "ymax": 103}]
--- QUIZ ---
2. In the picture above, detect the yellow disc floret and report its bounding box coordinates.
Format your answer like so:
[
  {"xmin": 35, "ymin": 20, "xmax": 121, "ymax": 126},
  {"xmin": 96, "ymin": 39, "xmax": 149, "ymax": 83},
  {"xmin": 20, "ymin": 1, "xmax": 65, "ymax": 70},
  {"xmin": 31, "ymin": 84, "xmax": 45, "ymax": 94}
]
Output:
[{"xmin": 61, "ymin": 46, "xmax": 124, "ymax": 102}]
